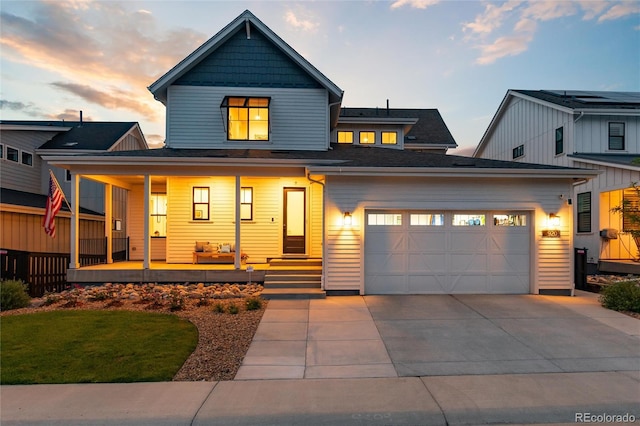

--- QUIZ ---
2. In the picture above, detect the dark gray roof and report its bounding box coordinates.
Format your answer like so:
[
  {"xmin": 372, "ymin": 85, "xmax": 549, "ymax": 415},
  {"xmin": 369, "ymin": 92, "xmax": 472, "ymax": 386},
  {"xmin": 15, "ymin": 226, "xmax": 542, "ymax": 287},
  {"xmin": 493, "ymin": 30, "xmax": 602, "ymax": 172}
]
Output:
[
  {"xmin": 339, "ymin": 108, "xmax": 457, "ymax": 147},
  {"xmin": 513, "ymin": 90, "xmax": 640, "ymax": 110},
  {"xmin": 0, "ymin": 187, "xmax": 102, "ymax": 216},
  {"xmin": 569, "ymin": 153, "xmax": 640, "ymax": 168},
  {"xmin": 86, "ymin": 144, "xmax": 581, "ymax": 170},
  {"xmin": 0, "ymin": 120, "xmax": 138, "ymax": 151}
]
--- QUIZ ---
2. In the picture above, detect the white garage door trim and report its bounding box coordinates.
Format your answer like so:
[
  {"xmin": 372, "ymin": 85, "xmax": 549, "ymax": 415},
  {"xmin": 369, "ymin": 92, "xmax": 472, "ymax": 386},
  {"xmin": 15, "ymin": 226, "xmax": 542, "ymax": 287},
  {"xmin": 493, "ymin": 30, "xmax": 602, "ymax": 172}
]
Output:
[{"xmin": 364, "ymin": 210, "xmax": 531, "ymax": 294}]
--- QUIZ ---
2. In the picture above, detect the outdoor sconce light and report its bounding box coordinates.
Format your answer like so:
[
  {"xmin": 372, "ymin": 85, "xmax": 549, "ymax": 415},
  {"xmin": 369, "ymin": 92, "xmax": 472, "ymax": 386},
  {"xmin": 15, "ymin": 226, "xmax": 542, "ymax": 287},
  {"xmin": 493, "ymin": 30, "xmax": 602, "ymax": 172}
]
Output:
[
  {"xmin": 542, "ymin": 214, "xmax": 561, "ymax": 238},
  {"xmin": 343, "ymin": 211, "xmax": 352, "ymax": 227},
  {"xmin": 113, "ymin": 219, "xmax": 122, "ymax": 231}
]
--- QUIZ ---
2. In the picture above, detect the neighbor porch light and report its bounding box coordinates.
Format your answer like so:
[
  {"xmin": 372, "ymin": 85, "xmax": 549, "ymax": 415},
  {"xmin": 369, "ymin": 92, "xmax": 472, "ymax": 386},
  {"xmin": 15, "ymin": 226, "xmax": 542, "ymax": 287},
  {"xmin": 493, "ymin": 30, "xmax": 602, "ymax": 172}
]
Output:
[{"xmin": 343, "ymin": 211, "xmax": 352, "ymax": 227}]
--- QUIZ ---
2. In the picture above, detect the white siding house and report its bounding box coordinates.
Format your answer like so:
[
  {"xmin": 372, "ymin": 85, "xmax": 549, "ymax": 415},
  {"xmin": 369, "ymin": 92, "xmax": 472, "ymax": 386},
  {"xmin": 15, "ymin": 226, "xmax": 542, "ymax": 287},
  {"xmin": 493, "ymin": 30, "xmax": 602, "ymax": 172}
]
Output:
[
  {"xmin": 474, "ymin": 90, "xmax": 640, "ymax": 271},
  {"xmin": 48, "ymin": 11, "xmax": 598, "ymax": 296}
]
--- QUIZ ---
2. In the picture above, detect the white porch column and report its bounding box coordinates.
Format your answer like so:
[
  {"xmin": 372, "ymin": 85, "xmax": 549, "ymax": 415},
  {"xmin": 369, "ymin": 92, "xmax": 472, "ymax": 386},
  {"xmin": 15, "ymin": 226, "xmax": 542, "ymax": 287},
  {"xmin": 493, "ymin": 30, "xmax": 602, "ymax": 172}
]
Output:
[
  {"xmin": 69, "ymin": 173, "xmax": 80, "ymax": 269},
  {"xmin": 234, "ymin": 175, "xmax": 241, "ymax": 270},
  {"xmin": 143, "ymin": 174, "xmax": 151, "ymax": 269},
  {"xmin": 105, "ymin": 183, "xmax": 113, "ymax": 264}
]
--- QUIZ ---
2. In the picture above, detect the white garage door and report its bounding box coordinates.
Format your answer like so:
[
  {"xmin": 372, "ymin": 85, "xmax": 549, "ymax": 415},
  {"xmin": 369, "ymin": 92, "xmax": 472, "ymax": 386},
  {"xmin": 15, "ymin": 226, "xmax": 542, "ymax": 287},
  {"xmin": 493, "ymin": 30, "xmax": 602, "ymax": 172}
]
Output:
[{"xmin": 364, "ymin": 211, "xmax": 530, "ymax": 294}]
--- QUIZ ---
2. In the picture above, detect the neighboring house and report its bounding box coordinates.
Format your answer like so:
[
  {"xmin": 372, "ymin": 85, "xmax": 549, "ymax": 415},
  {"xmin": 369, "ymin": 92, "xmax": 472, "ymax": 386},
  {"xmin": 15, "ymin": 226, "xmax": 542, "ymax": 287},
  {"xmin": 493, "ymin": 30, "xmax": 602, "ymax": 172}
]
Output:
[
  {"xmin": 0, "ymin": 120, "xmax": 148, "ymax": 256},
  {"xmin": 473, "ymin": 90, "xmax": 640, "ymax": 272},
  {"xmin": 46, "ymin": 10, "xmax": 598, "ymax": 295}
]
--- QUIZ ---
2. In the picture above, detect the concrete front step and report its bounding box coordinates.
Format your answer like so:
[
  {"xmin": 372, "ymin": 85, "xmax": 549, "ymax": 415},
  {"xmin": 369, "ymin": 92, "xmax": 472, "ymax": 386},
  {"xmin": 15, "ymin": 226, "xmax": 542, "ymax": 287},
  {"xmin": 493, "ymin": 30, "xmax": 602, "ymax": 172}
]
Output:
[
  {"xmin": 269, "ymin": 259, "xmax": 323, "ymax": 268},
  {"xmin": 263, "ymin": 280, "xmax": 321, "ymax": 289},
  {"xmin": 264, "ymin": 273, "xmax": 322, "ymax": 281},
  {"xmin": 261, "ymin": 287, "xmax": 326, "ymax": 299}
]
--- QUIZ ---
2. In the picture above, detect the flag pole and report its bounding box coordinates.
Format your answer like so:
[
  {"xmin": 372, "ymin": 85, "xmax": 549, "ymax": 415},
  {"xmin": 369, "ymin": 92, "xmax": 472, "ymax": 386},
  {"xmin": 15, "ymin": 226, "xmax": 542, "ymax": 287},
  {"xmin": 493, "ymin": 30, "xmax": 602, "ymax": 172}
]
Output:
[{"xmin": 49, "ymin": 169, "xmax": 73, "ymax": 214}]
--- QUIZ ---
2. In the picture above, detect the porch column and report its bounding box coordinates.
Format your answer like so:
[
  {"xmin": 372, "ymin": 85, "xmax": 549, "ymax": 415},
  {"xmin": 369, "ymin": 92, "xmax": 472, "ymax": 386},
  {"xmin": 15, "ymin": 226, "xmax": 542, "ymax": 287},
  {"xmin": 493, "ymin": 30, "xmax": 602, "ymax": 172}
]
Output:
[
  {"xmin": 69, "ymin": 173, "xmax": 80, "ymax": 269},
  {"xmin": 234, "ymin": 175, "xmax": 241, "ymax": 270},
  {"xmin": 104, "ymin": 183, "xmax": 113, "ymax": 264},
  {"xmin": 143, "ymin": 174, "xmax": 151, "ymax": 269}
]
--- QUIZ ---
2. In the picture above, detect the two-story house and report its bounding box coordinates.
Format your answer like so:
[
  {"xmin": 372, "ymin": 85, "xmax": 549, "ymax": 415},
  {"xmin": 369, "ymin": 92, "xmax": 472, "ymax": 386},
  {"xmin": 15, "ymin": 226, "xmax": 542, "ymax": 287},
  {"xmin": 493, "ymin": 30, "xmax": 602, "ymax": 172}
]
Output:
[
  {"xmin": 473, "ymin": 90, "xmax": 640, "ymax": 273},
  {"xmin": 46, "ymin": 11, "xmax": 598, "ymax": 296},
  {"xmin": 0, "ymin": 120, "xmax": 148, "ymax": 258}
]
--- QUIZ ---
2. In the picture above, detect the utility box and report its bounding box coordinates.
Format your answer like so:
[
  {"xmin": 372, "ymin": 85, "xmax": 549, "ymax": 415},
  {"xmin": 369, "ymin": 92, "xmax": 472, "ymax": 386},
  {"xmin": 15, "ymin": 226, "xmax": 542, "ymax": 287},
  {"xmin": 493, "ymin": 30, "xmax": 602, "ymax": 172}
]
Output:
[{"xmin": 574, "ymin": 247, "xmax": 588, "ymax": 291}]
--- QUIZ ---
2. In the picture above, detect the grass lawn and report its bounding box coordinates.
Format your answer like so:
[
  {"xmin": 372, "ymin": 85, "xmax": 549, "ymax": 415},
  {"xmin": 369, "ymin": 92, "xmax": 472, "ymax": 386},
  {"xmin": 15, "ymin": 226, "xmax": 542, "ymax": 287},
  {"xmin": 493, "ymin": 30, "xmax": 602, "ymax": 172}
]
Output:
[{"xmin": 0, "ymin": 310, "xmax": 198, "ymax": 384}]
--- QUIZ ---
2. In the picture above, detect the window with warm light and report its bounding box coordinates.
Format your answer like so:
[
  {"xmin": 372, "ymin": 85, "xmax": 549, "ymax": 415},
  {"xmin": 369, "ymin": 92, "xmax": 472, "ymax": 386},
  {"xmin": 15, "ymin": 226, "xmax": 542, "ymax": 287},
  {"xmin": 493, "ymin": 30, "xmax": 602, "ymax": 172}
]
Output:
[
  {"xmin": 337, "ymin": 131, "xmax": 353, "ymax": 144},
  {"xmin": 150, "ymin": 193, "xmax": 167, "ymax": 237},
  {"xmin": 410, "ymin": 214, "xmax": 444, "ymax": 226},
  {"xmin": 240, "ymin": 187, "xmax": 253, "ymax": 221},
  {"xmin": 222, "ymin": 96, "xmax": 270, "ymax": 141},
  {"xmin": 381, "ymin": 131, "xmax": 397, "ymax": 145},
  {"xmin": 493, "ymin": 214, "xmax": 526, "ymax": 226},
  {"xmin": 453, "ymin": 214, "xmax": 485, "ymax": 226},
  {"xmin": 359, "ymin": 131, "xmax": 375, "ymax": 144},
  {"xmin": 193, "ymin": 187, "xmax": 210, "ymax": 221}
]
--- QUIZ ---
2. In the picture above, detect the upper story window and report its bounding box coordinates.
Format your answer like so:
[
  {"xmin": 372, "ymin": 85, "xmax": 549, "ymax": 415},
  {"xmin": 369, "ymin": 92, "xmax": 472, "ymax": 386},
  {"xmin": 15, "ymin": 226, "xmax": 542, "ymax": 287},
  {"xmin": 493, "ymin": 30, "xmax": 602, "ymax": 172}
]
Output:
[
  {"xmin": 382, "ymin": 131, "xmax": 397, "ymax": 145},
  {"xmin": 337, "ymin": 131, "xmax": 353, "ymax": 144},
  {"xmin": 608, "ymin": 122, "xmax": 625, "ymax": 150},
  {"xmin": 0, "ymin": 144, "xmax": 3, "ymax": 159},
  {"xmin": 221, "ymin": 96, "xmax": 270, "ymax": 141},
  {"xmin": 6, "ymin": 146, "xmax": 18, "ymax": 162},
  {"xmin": 512, "ymin": 144, "xmax": 524, "ymax": 159},
  {"xmin": 21, "ymin": 152, "xmax": 33, "ymax": 166},
  {"xmin": 359, "ymin": 131, "xmax": 375, "ymax": 144},
  {"xmin": 555, "ymin": 127, "xmax": 564, "ymax": 155}
]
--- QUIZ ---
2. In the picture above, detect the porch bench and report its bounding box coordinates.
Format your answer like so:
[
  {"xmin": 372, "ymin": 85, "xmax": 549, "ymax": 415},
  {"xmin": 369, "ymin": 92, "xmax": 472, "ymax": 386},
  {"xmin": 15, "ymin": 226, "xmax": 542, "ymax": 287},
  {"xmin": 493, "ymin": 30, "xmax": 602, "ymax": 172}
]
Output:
[{"xmin": 192, "ymin": 251, "xmax": 247, "ymax": 264}]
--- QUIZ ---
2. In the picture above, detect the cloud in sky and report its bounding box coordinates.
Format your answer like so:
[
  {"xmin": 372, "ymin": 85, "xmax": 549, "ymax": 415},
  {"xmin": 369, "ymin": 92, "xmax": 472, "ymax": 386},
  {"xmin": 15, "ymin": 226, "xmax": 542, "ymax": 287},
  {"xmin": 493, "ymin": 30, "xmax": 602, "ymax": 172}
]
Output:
[
  {"xmin": 0, "ymin": 0, "xmax": 204, "ymax": 122},
  {"xmin": 284, "ymin": 10, "xmax": 319, "ymax": 32},
  {"xmin": 390, "ymin": 0, "xmax": 440, "ymax": 10},
  {"xmin": 0, "ymin": 100, "xmax": 43, "ymax": 117},
  {"xmin": 464, "ymin": 0, "xmax": 639, "ymax": 65}
]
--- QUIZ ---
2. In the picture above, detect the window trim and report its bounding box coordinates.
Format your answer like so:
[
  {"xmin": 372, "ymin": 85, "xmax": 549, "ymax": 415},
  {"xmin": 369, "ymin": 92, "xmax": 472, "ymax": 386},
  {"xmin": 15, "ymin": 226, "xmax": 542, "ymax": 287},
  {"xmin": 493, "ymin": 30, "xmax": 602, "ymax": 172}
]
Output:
[
  {"xmin": 577, "ymin": 192, "xmax": 591, "ymax": 233},
  {"xmin": 608, "ymin": 122, "xmax": 625, "ymax": 151},
  {"xmin": 337, "ymin": 131, "xmax": 354, "ymax": 144},
  {"xmin": 555, "ymin": 126, "xmax": 564, "ymax": 155},
  {"xmin": 6, "ymin": 145, "xmax": 18, "ymax": 162},
  {"xmin": 221, "ymin": 96, "xmax": 271, "ymax": 142},
  {"xmin": 192, "ymin": 187, "xmax": 210, "ymax": 221},
  {"xmin": 240, "ymin": 187, "xmax": 253, "ymax": 221},
  {"xmin": 359, "ymin": 131, "xmax": 375, "ymax": 144}
]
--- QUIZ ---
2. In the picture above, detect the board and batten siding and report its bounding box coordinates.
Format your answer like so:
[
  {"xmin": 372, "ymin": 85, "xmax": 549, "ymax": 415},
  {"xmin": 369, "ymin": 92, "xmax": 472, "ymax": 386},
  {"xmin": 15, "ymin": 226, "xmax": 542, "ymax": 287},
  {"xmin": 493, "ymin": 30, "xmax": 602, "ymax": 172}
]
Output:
[
  {"xmin": 324, "ymin": 176, "xmax": 575, "ymax": 294},
  {"xmin": 477, "ymin": 97, "xmax": 575, "ymax": 167},
  {"xmin": 166, "ymin": 86, "xmax": 329, "ymax": 150},
  {"xmin": 575, "ymin": 115, "xmax": 640, "ymax": 153},
  {"xmin": 1, "ymin": 211, "xmax": 104, "ymax": 253}
]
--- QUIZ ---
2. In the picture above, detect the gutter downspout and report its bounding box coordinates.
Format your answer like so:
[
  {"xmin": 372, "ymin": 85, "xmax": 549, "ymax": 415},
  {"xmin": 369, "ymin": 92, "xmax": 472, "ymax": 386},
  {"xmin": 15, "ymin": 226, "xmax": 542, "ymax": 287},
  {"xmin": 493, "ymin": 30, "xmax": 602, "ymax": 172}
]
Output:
[
  {"xmin": 574, "ymin": 112, "xmax": 584, "ymax": 123},
  {"xmin": 307, "ymin": 171, "xmax": 326, "ymax": 290}
]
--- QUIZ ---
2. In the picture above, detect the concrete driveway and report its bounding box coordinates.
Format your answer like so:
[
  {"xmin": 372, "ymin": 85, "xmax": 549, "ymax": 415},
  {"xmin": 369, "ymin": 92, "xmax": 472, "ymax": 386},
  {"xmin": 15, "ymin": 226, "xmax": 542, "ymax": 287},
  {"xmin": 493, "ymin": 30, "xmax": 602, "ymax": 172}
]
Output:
[
  {"xmin": 237, "ymin": 291, "xmax": 639, "ymax": 380},
  {"xmin": 367, "ymin": 293, "xmax": 640, "ymax": 377}
]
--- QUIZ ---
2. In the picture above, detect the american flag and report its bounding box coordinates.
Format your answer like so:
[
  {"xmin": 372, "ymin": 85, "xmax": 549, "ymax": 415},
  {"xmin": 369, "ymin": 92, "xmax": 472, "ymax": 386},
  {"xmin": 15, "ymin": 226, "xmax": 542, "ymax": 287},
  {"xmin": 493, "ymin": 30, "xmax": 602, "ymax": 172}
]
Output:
[{"xmin": 43, "ymin": 171, "xmax": 64, "ymax": 238}]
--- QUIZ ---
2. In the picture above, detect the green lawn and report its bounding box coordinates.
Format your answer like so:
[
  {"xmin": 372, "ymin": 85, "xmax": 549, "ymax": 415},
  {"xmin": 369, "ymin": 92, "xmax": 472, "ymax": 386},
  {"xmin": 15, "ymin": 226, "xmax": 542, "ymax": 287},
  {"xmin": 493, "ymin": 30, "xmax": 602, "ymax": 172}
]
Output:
[{"xmin": 0, "ymin": 310, "xmax": 198, "ymax": 384}]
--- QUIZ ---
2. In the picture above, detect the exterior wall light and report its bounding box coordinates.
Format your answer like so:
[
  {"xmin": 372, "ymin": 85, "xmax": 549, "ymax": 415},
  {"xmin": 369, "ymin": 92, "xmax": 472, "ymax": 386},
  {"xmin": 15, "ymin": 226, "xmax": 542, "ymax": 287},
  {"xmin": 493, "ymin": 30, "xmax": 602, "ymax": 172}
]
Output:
[
  {"xmin": 542, "ymin": 214, "xmax": 561, "ymax": 238},
  {"xmin": 343, "ymin": 211, "xmax": 352, "ymax": 227}
]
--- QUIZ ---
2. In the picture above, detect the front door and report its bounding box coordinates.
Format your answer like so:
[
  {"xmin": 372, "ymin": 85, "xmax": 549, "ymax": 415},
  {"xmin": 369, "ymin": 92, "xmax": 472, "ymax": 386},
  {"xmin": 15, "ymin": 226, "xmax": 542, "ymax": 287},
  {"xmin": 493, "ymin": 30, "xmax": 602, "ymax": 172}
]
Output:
[{"xmin": 283, "ymin": 187, "xmax": 306, "ymax": 254}]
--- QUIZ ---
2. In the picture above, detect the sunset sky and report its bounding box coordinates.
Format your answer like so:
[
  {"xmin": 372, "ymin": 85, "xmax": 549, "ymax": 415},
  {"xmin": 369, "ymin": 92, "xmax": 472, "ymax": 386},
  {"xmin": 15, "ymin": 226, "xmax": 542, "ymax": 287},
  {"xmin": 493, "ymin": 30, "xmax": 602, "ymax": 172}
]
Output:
[{"xmin": 1, "ymin": 0, "xmax": 638, "ymax": 154}]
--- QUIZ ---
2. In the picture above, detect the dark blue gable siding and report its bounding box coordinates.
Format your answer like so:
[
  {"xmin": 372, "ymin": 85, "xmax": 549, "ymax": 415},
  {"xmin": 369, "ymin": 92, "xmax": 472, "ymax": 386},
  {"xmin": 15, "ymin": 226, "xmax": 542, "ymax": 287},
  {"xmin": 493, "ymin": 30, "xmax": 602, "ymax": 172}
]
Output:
[{"xmin": 175, "ymin": 25, "xmax": 321, "ymax": 88}]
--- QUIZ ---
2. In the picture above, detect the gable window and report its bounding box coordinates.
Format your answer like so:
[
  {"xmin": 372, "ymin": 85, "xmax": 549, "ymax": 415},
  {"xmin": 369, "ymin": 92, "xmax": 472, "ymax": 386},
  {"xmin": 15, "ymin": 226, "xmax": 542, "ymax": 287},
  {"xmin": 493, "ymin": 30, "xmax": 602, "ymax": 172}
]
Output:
[
  {"xmin": 193, "ymin": 187, "xmax": 210, "ymax": 220},
  {"xmin": 337, "ymin": 131, "xmax": 353, "ymax": 144},
  {"xmin": 555, "ymin": 127, "xmax": 564, "ymax": 155},
  {"xmin": 150, "ymin": 193, "xmax": 167, "ymax": 237},
  {"xmin": 240, "ymin": 187, "xmax": 253, "ymax": 221},
  {"xmin": 360, "ymin": 131, "xmax": 375, "ymax": 144},
  {"xmin": 608, "ymin": 122, "xmax": 625, "ymax": 150},
  {"xmin": 6, "ymin": 146, "xmax": 18, "ymax": 162},
  {"xmin": 382, "ymin": 131, "xmax": 397, "ymax": 145},
  {"xmin": 512, "ymin": 144, "xmax": 524, "ymax": 159},
  {"xmin": 222, "ymin": 96, "xmax": 270, "ymax": 141},
  {"xmin": 577, "ymin": 192, "xmax": 591, "ymax": 233},
  {"xmin": 21, "ymin": 151, "xmax": 33, "ymax": 166}
]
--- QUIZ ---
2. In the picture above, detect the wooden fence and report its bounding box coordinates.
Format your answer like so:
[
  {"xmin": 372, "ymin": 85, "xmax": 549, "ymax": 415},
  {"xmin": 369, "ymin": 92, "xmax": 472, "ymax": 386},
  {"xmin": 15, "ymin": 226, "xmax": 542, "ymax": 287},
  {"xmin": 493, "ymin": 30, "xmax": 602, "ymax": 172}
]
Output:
[{"xmin": 1, "ymin": 237, "xmax": 129, "ymax": 297}]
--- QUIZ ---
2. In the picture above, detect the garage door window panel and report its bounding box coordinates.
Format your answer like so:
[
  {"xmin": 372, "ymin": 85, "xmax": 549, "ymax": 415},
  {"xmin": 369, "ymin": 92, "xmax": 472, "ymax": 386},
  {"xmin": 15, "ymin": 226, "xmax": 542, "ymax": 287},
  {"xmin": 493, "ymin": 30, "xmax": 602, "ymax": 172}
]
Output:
[
  {"xmin": 368, "ymin": 213, "xmax": 402, "ymax": 226},
  {"xmin": 493, "ymin": 214, "xmax": 527, "ymax": 226},
  {"xmin": 453, "ymin": 214, "xmax": 485, "ymax": 226},
  {"xmin": 410, "ymin": 214, "xmax": 444, "ymax": 226}
]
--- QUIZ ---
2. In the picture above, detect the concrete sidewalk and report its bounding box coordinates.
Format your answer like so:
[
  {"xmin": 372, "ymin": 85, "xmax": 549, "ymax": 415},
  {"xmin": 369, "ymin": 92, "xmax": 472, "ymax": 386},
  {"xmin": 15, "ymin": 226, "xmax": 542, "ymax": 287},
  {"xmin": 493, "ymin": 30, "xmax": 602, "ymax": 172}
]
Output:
[{"xmin": 2, "ymin": 291, "xmax": 639, "ymax": 425}]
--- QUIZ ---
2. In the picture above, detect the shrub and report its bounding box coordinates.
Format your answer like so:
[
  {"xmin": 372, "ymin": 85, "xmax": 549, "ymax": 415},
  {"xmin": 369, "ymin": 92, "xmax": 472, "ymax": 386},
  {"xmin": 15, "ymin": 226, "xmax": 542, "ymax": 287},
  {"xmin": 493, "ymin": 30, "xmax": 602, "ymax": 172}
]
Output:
[
  {"xmin": 599, "ymin": 281, "xmax": 640, "ymax": 313},
  {"xmin": 245, "ymin": 296, "xmax": 262, "ymax": 311},
  {"xmin": 0, "ymin": 280, "xmax": 31, "ymax": 311},
  {"xmin": 168, "ymin": 287, "xmax": 185, "ymax": 311},
  {"xmin": 213, "ymin": 302, "xmax": 225, "ymax": 313},
  {"xmin": 227, "ymin": 303, "xmax": 239, "ymax": 315}
]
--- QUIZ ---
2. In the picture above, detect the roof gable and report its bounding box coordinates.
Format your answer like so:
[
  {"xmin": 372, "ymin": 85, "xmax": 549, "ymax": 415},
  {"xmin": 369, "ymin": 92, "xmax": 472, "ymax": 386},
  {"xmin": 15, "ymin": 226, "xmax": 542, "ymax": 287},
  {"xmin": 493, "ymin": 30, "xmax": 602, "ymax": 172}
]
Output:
[
  {"xmin": 175, "ymin": 24, "xmax": 321, "ymax": 89},
  {"xmin": 149, "ymin": 10, "xmax": 342, "ymax": 104},
  {"xmin": 37, "ymin": 122, "xmax": 143, "ymax": 151}
]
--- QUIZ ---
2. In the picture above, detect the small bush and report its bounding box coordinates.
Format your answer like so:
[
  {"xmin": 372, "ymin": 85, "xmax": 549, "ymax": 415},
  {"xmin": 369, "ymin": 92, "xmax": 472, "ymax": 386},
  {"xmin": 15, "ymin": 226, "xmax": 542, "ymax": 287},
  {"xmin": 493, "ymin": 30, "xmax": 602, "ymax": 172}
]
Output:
[
  {"xmin": 0, "ymin": 280, "xmax": 31, "ymax": 311},
  {"xmin": 213, "ymin": 302, "xmax": 225, "ymax": 313},
  {"xmin": 168, "ymin": 287, "xmax": 185, "ymax": 312},
  {"xmin": 600, "ymin": 281, "xmax": 640, "ymax": 313},
  {"xmin": 245, "ymin": 296, "xmax": 262, "ymax": 311},
  {"xmin": 227, "ymin": 303, "xmax": 239, "ymax": 315}
]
